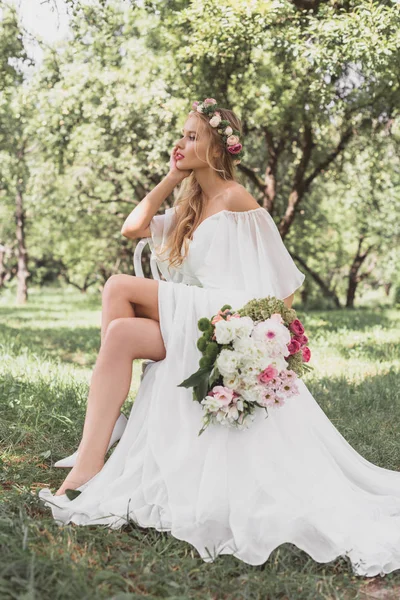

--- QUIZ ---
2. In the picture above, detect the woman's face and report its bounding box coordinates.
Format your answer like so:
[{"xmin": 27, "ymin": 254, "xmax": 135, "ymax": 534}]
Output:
[{"xmin": 174, "ymin": 116, "xmax": 217, "ymax": 170}]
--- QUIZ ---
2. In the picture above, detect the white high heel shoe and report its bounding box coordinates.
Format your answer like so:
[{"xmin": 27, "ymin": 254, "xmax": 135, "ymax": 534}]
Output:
[{"xmin": 54, "ymin": 412, "xmax": 128, "ymax": 468}]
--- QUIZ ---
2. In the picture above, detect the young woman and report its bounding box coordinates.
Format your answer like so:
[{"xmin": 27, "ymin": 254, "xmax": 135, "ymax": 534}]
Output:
[{"xmin": 39, "ymin": 99, "xmax": 400, "ymax": 577}]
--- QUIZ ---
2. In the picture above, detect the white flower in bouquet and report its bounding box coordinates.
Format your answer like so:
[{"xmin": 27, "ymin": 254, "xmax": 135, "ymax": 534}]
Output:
[
  {"xmin": 237, "ymin": 412, "xmax": 257, "ymax": 430},
  {"xmin": 236, "ymin": 398, "xmax": 244, "ymax": 411},
  {"xmin": 216, "ymin": 410, "xmax": 231, "ymax": 425},
  {"xmin": 236, "ymin": 365, "xmax": 260, "ymax": 388},
  {"xmin": 232, "ymin": 336, "xmax": 261, "ymax": 362},
  {"xmin": 214, "ymin": 319, "xmax": 237, "ymax": 344},
  {"xmin": 201, "ymin": 395, "xmax": 222, "ymax": 412},
  {"xmin": 230, "ymin": 316, "xmax": 254, "ymax": 338},
  {"xmin": 216, "ymin": 349, "xmax": 241, "ymax": 376},
  {"xmin": 227, "ymin": 404, "xmax": 240, "ymax": 420},
  {"xmin": 222, "ymin": 372, "xmax": 242, "ymax": 390},
  {"xmin": 240, "ymin": 384, "xmax": 265, "ymax": 404},
  {"xmin": 252, "ymin": 316, "xmax": 291, "ymax": 349},
  {"xmin": 257, "ymin": 353, "xmax": 288, "ymax": 373}
]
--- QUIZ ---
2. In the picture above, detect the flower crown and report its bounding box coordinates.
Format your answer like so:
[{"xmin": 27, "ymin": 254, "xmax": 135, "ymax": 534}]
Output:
[{"xmin": 190, "ymin": 98, "xmax": 244, "ymax": 165}]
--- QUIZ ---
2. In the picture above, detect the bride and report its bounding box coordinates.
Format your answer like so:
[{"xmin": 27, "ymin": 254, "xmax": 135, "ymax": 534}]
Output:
[{"xmin": 39, "ymin": 98, "xmax": 400, "ymax": 577}]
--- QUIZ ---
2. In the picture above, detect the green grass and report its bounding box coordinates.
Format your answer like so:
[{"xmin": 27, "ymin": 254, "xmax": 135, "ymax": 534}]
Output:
[{"xmin": 1, "ymin": 286, "xmax": 400, "ymax": 599}]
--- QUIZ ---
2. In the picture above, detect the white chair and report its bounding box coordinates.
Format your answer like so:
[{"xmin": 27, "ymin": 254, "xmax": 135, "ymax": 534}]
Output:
[{"xmin": 133, "ymin": 237, "xmax": 166, "ymax": 381}]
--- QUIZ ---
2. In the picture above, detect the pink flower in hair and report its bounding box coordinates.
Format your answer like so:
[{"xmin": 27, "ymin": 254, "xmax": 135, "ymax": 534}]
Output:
[
  {"xmin": 203, "ymin": 98, "xmax": 217, "ymax": 105},
  {"xmin": 227, "ymin": 143, "xmax": 242, "ymax": 155},
  {"xmin": 226, "ymin": 135, "xmax": 240, "ymax": 146}
]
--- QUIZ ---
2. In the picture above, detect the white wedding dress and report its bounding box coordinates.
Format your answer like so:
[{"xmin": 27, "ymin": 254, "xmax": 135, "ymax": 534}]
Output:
[{"xmin": 38, "ymin": 206, "xmax": 400, "ymax": 577}]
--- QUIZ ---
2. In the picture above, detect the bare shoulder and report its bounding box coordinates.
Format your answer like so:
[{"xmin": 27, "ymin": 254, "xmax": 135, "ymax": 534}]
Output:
[{"xmin": 225, "ymin": 183, "xmax": 260, "ymax": 212}]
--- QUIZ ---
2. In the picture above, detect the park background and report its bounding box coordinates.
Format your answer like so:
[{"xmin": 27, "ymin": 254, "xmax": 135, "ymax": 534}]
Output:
[{"xmin": 0, "ymin": 0, "xmax": 400, "ymax": 598}]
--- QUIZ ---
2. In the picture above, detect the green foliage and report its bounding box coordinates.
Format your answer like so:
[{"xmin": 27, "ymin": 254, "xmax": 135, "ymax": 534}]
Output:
[
  {"xmin": 196, "ymin": 336, "xmax": 207, "ymax": 352},
  {"xmin": 394, "ymin": 285, "xmax": 400, "ymax": 307},
  {"xmin": 205, "ymin": 341, "xmax": 219, "ymax": 359},
  {"xmin": 238, "ymin": 296, "xmax": 297, "ymax": 327},
  {"xmin": 0, "ymin": 0, "xmax": 399, "ymax": 305},
  {"xmin": 197, "ymin": 317, "xmax": 211, "ymax": 332}
]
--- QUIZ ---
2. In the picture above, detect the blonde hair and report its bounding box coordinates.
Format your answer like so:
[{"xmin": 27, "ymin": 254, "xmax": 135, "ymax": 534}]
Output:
[{"xmin": 158, "ymin": 107, "xmax": 243, "ymax": 268}]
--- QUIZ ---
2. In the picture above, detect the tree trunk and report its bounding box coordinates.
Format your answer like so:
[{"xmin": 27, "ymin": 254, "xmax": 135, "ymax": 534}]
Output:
[
  {"xmin": 346, "ymin": 235, "xmax": 375, "ymax": 308},
  {"xmin": 383, "ymin": 282, "xmax": 392, "ymax": 296},
  {"xmin": 15, "ymin": 185, "xmax": 30, "ymax": 304},
  {"xmin": 292, "ymin": 252, "xmax": 342, "ymax": 308},
  {"xmin": 0, "ymin": 245, "xmax": 17, "ymax": 287}
]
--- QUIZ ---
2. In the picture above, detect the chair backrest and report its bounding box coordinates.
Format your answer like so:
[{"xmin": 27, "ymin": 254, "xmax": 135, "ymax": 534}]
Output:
[
  {"xmin": 133, "ymin": 237, "xmax": 166, "ymax": 280},
  {"xmin": 134, "ymin": 238, "xmax": 167, "ymax": 378}
]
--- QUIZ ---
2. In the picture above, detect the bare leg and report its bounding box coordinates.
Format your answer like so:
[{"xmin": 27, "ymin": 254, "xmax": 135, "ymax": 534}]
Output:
[
  {"xmin": 100, "ymin": 276, "xmax": 136, "ymax": 345},
  {"xmin": 65, "ymin": 274, "xmax": 161, "ymax": 462},
  {"xmin": 55, "ymin": 316, "xmax": 166, "ymax": 495},
  {"xmin": 100, "ymin": 274, "xmax": 160, "ymax": 344}
]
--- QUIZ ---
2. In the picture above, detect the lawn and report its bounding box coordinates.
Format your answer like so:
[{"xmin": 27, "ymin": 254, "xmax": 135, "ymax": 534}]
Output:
[{"xmin": 1, "ymin": 285, "xmax": 400, "ymax": 600}]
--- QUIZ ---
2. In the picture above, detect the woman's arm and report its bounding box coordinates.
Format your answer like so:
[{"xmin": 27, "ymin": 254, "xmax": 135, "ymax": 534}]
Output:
[
  {"xmin": 120, "ymin": 173, "xmax": 180, "ymax": 240},
  {"xmin": 121, "ymin": 145, "xmax": 191, "ymax": 239},
  {"xmin": 283, "ymin": 292, "xmax": 295, "ymax": 309}
]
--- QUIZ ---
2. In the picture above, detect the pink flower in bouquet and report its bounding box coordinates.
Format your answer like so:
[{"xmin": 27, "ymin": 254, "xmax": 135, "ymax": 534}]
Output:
[
  {"xmin": 287, "ymin": 338, "xmax": 301, "ymax": 355},
  {"xmin": 289, "ymin": 319, "xmax": 305, "ymax": 336},
  {"xmin": 211, "ymin": 314, "xmax": 224, "ymax": 325},
  {"xmin": 227, "ymin": 143, "xmax": 242, "ymax": 155},
  {"xmin": 302, "ymin": 346, "xmax": 311, "ymax": 362},
  {"xmin": 281, "ymin": 369, "xmax": 297, "ymax": 381},
  {"xmin": 261, "ymin": 390, "xmax": 278, "ymax": 407},
  {"xmin": 226, "ymin": 312, "xmax": 241, "ymax": 321},
  {"xmin": 210, "ymin": 385, "xmax": 236, "ymax": 406},
  {"xmin": 257, "ymin": 365, "xmax": 279, "ymax": 384},
  {"xmin": 293, "ymin": 333, "xmax": 308, "ymax": 347},
  {"xmin": 281, "ymin": 379, "xmax": 299, "ymax": 397},
  {"xmin": 211, "ymin": 308, "xmax": 240, "ymax": 325},
  {"xmin": 273, "ymin": 396, "xmax": 286, "ymax": 408}
]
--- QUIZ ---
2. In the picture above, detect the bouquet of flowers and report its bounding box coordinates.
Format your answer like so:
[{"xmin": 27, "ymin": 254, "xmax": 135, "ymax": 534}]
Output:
[{"xmin": 178, "ymin": 296, "xmax": 313, "ymax": 436}]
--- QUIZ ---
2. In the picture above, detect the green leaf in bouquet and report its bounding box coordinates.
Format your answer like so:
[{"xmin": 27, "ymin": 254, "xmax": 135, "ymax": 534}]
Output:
[
  {"xmin": 194, "ymin": 373, "xmax": 211, "ymax": 403},
  {"xmin": 178, "ymin": 366, "xmax": 211, "ymax": 389},
  {"xmin": 208, "ymin": 364, "xmax": 221, "ymax": 387}
]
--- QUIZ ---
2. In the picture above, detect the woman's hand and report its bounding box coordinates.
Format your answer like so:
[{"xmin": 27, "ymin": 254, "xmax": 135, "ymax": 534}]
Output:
[{"xmin": 167, "ymin": 146, "xmax": 192, "ymax": 183}]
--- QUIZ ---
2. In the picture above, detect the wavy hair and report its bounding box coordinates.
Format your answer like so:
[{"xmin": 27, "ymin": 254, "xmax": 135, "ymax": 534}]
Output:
[{"xmin": 158, "ymin": 107, "xmax": 243, "ymax": 268}]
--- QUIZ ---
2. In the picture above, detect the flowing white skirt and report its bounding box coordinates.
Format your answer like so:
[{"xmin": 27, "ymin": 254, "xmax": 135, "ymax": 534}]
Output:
[{"xmin": 38, "ymin": 280, "xmax": 400, "ymax": 577}]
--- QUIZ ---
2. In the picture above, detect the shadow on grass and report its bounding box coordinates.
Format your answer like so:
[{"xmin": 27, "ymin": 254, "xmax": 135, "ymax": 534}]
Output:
[
  {"xmin": 306, "ymin": 367, "xmax": 400, "ymax": 470},
  {"xmin": 338, "ymin": 340, "xmax": 399, "ymax": 363},
  {"xmin": 0, "ymin": 323, "xmax": 101, "ymax": 366}
]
